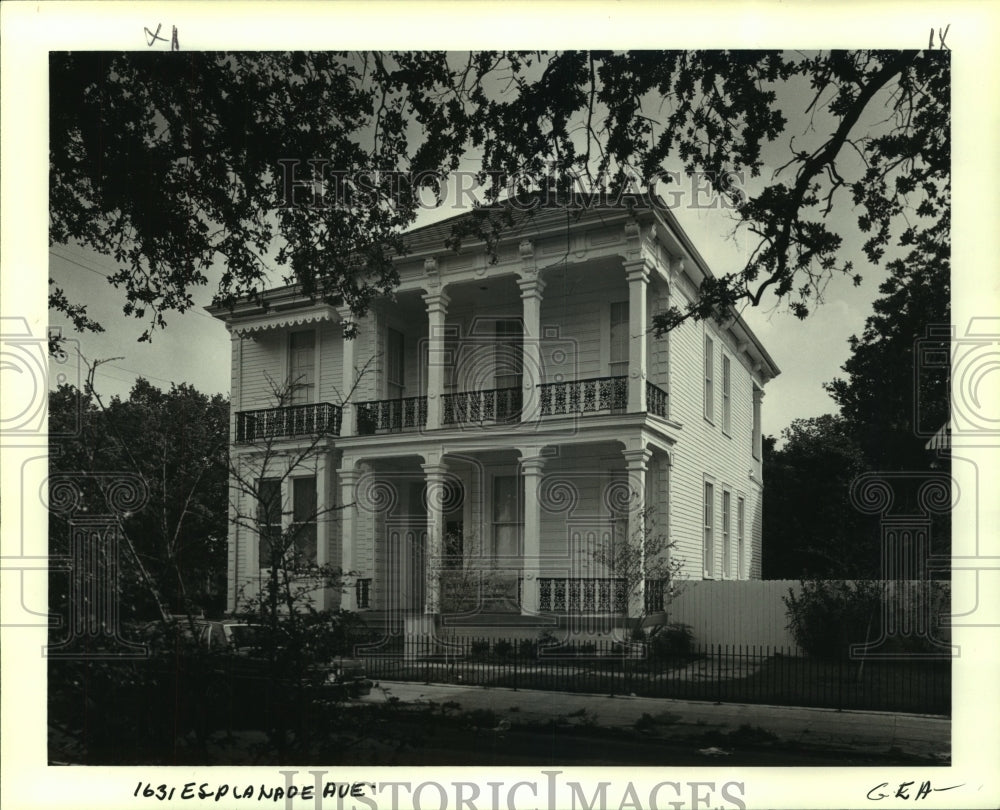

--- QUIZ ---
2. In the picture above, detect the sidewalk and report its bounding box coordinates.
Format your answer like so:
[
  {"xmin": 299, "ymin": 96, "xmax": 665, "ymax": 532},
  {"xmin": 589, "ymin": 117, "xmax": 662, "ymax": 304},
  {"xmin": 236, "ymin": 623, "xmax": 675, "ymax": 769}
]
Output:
[{"xmin": 361, "ymin": 680, "xmax": 950, "ymax": 761}]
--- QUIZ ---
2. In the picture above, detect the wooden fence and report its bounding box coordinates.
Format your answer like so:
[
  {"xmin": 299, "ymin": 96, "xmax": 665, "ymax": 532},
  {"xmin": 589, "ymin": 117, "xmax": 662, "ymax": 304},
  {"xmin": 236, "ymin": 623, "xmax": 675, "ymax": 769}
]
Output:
[{"xmin": 666, "ymin": 579, "xmax": 951, "ymax": 654}]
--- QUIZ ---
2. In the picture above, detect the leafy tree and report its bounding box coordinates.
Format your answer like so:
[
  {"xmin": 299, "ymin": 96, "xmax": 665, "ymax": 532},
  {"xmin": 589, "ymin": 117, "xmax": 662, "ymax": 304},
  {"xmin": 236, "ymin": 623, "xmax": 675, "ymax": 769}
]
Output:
[
  {"xmin": 48, "ymin": 374, "xmax": 229, "ymax": 618},
  {"xmin": 825, "ymin": 213, "xmax": 950, "ymax": 471},
  {"xmin": 761, "ymin": 415, "xmax": 877, "ymax": 579},
  {"xmin": 50, "ymin": 50, "xmax": 948, "ymax": 341}
]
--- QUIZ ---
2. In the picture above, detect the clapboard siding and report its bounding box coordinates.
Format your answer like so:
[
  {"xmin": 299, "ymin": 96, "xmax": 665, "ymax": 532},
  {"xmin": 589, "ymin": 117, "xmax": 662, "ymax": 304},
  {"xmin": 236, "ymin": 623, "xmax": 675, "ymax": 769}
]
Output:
[
  {"xmin": 667, "ymin": 288, "xmax": 763, "ymax": 582},
  {"xmin": 238, "ymin": 330, "xmax": 285, "ymax": 410}
]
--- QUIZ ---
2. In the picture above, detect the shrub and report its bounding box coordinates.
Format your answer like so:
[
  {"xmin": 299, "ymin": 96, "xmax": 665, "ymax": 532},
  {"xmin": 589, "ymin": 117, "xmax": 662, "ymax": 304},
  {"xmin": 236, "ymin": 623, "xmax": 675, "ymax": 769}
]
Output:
[
  {"xmin": 493, "ymin": 640, "xmax": 513, "ymax": 660},
  {"xmin": 783, "ymin": 580, "xmax": 883, "ymax": 660},
  {"xmin": 468, "ymin": 640, "xmax": 490, "ymax": 661},
  {"xmin": 646, "ymin": 622, "xmax": 695, "ymax": 660},
  {"xmin": 518, "ymin": 639, "xmax": 538, "ymax": 660}
]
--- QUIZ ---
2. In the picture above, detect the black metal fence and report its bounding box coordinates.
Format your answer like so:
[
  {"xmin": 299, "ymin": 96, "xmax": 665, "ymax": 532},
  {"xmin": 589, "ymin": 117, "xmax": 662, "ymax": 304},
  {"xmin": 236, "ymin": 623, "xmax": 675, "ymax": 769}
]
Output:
[
  {"xmin": 355, "ymin": 635, "xmax": 950, "ymax": 716},
  {"xmin": 235, "ymin": 402, "xmax": 342, "ymax": 442}
]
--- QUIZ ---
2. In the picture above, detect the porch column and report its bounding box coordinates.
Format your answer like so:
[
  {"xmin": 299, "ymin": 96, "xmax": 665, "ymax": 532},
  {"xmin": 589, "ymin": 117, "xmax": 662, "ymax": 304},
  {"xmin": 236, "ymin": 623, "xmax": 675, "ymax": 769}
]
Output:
[
  {"xmin": 338, "ymin": 308, "xmax": 356, "ymax": 437},
  {"xmin": 517, "ymin": 279, "xmax": 546, "ymax": 422},
  {"xmin": 314, "ymin": 453, "xmax": 331, "ymax": 609},
  {"xmin": 518, "ymin": 241, "xmax": 545, "ymax": 422},
  {"xmin": 422, "ymin": 288, "xmax": 450, "ymax": 431},
  {"xmin": 520, "ymin": 454, "xmax": 545, "ymax": 614},
  {"xmin": 339, "ymin": 460, "xmax": 359, "ymax": 610},
  {"xmin": 622, "ymin": 447, "xmax": 652, "ymax": 619},
  {"xmin": 625, "ymin": 259, "xmax": 650, "ymax": 413},
  {"xmin": 422, "ymin": 459, "xmax": 448, "ymax": 614}
]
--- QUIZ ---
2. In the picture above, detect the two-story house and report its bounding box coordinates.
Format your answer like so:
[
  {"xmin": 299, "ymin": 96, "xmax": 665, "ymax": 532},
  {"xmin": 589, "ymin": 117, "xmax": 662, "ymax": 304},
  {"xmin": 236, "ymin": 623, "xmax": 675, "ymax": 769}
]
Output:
[{"xmin": 209, "ymin": 201, "xmax": 779, "ymax": 636}]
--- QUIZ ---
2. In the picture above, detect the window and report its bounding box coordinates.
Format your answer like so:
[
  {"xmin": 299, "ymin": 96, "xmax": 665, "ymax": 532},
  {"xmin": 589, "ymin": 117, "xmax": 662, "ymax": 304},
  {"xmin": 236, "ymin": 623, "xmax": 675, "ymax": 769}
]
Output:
[
  {"xmin": 492, "ymin": 474, "xmax": 523, "ymax": 558},
  {"xmin": 288, "ymin": 330, "xmax": 315, "ymax": 405},
  {"xmin": 722, "ymin": 355, "xmax": 732, "ymax": 435},
  {"xmin": 291, "ymin": 476, "xmax": 317, "ymax": 565},
  {"xmin": 609, "ymin": 301, "xmax": 629, "ymax": 378},
  {"xmin": 752, "ymin": 386, "xmax": 762, "ymax": 460},
  {"xmin": 704, "ymin": 335, "xmax": 714, "ymax": 422},
  {"xmin": 703, "ymin": 481, "xmax": 714, "ymax": 578},
  {"xmin": 494, "ymin": 319, "xmax": 523, "ymax": 390},
  {"xmin": 257, "ymin": 478, "xmax": 282, "ymax": 568},
  {"xmin": 737, "ymin": 496, "xmax": 746, "ymax": 580},
  {"xmin": 386, "ymin": 328, "xmax": 405, "ymax": 399},
  {"xmin": 722, "ymin": 489, "xmax": 731, "ymax": 578}
]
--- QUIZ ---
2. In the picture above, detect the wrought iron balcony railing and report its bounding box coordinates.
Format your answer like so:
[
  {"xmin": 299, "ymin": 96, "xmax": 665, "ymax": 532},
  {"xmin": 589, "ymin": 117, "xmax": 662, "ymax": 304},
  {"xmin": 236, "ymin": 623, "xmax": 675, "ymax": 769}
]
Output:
[
  {"xmin": 646, "ymin": 381, "xmax": 669, "ymax": 418},
  {"xmin": 538, "ymin": 375, "xmax": 628, "ymax": 417},
  {"xmin": 356, "ymin": 396, "xmax": 428, "ymax": 434},
  {"xmin": 538, "ymin": 577, "xmax": 628, "ymax": 614},
  {"xmin": 442, "ymin": 386, "xmax": 522, "ymax": 426},
  {"xmin": 235, "ymin": 402, "xmax": 342, "ymax": 443}
]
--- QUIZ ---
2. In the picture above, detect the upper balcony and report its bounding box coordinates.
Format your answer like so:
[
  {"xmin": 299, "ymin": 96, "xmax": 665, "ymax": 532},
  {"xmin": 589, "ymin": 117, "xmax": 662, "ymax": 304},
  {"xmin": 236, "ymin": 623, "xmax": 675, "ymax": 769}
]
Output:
[
  {"xmin": 233, "ymin": 377, "xmax": 669, "ymax": 444},
  {"xmin": 215, "ymin": 209, "xmax": 779, "ymax": 451},
  {"xmin": 235, "ymin": 402, "xmax": 342, "ymax": 443}
]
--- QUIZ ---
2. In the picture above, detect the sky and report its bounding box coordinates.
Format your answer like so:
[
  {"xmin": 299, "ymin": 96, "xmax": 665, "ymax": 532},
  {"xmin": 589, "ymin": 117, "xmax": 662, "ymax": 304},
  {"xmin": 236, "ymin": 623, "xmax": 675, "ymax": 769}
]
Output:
[{"xmin": 46, "ymin": 53, "xmax": 904, "ymax": 442}]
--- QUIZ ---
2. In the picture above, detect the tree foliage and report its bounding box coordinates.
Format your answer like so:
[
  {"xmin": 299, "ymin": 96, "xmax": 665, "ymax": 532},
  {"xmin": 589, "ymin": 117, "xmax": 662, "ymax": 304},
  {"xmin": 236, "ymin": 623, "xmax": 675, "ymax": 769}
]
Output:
[
  {"xmin": 825, "ymin": 211, "xmax": 950, "ymax": 469},
  {"xmin": 50, "ymin": 50, "xmax": 948, "ymax": 340},
  {"xmin": 49, "ymin": 377, "xmax": 230, "ymax": 617},
  {"xmin": 763, "ymin": 209, "xmax": 950, "ymax": 580},
  {"xmin": 761, "ymin": 416, "xmax": 878, "ymax": 579}
]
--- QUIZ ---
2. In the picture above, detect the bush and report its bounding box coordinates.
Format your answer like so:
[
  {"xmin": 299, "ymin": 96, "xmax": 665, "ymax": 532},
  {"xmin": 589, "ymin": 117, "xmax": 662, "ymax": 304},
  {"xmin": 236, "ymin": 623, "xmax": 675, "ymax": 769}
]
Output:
[
  {"xmin": 783, "ymin": 580, "xmax": 883, "ymax": 660},
  {"xmin": 493, "ymin": 640, "xmax": 513, "ymax": 660},
  {"xmin": 469, "ymin": 640, "xmax": 490, "ymax": 661},
  {"xmin": 647, "ymin": 623, "xmax": 694, "ymax": 659},
  {"xmin": 518, "ymin": 639, "xmax": 538, "ymax": 659}
]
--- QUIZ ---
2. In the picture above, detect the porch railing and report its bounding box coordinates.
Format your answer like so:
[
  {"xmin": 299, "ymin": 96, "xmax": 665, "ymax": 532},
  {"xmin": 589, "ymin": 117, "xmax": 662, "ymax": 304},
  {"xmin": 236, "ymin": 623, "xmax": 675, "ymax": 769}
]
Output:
[
  {"xmin": 442, "ymin": 387, "xmax": 522, "ymax": 426},
  {"xmin": 538, "ymin": 376, "xmax": 627, "ymax": 417},
  {"xmin": 538, "ymin": 577, "xmax": 628, "ymax": 613},
  {"xmin": 356, "ymin": 396, "xmax": 428, "ymax": 434},
  {"xmin": 235, "ymin": 402, "xmax": 342, "ymax": 443},
  {"xmin": 646, "ymin": 381, "xmax": 669, "ymax": 418}
]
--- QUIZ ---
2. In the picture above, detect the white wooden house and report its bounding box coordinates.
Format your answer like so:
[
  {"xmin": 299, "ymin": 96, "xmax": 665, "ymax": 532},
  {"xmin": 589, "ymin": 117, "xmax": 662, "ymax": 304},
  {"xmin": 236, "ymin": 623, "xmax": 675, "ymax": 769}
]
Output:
[{"xmin": 210, "ymin": 202, "xmax": 779, "ymax": 632}]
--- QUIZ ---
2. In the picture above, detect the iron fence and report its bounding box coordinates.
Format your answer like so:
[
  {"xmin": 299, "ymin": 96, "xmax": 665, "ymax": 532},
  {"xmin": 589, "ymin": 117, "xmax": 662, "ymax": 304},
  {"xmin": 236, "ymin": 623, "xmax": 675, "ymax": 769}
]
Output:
[
  {"xmin": 235, "ymin": 402, "xmax": 342, "ymax": 443},
  {"xmin": 356, "ymin": 396, "xmax": 428, "ymax": 434},
  {"xmin": 539, "ymin": 376, "xmax": 628, "ymax": 416},
  {"xmin": 354, "ymin": 634, "xmax": 950, "ymax": 716}
]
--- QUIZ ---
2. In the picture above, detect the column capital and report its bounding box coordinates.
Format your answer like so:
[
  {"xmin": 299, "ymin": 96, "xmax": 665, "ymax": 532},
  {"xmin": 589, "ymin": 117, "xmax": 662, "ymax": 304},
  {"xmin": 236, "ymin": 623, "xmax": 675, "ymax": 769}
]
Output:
[
  {"xmin": 519, "ymin": 455, "xmax": 547, "ymax": 475},
  {"xmin": 422, "ymin": 287, "xmax": 451, "ymax": 314},
  {"xmin": 338, "ymin": 458, "xmax": 360, "ymax": 479},
  {"xmin": 336, "ymin": 304, "xmax": 358, "ymax": 333},
  {"xmin": 421, "ymin": 460, "xmax": 449, "ymax": 479},
  {"xmin": 622, "ymin": 446, "xmax": 653, "ymax": 471},
  {"xmin": 624, "ymin": 257, "xmax": 652, "ymax": 284},
  {"xmin": 516, "ymin": 274, "xmax": 546, "ymax": 300}
]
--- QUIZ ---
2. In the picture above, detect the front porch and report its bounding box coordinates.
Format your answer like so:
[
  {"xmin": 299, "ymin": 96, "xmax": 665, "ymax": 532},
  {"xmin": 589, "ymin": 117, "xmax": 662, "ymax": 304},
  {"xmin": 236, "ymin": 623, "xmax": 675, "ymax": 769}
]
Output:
[{"xmin": 339, "ymin": 438, "xmax": 673, "ymax": 633}]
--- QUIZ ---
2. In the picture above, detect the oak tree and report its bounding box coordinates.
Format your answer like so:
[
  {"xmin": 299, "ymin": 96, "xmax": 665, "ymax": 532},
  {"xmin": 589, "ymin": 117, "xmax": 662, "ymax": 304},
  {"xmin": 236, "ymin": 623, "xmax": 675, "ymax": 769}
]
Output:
[{"xmin": 50, "ymin": 50, "xmax": 949, "ymax": 341}]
